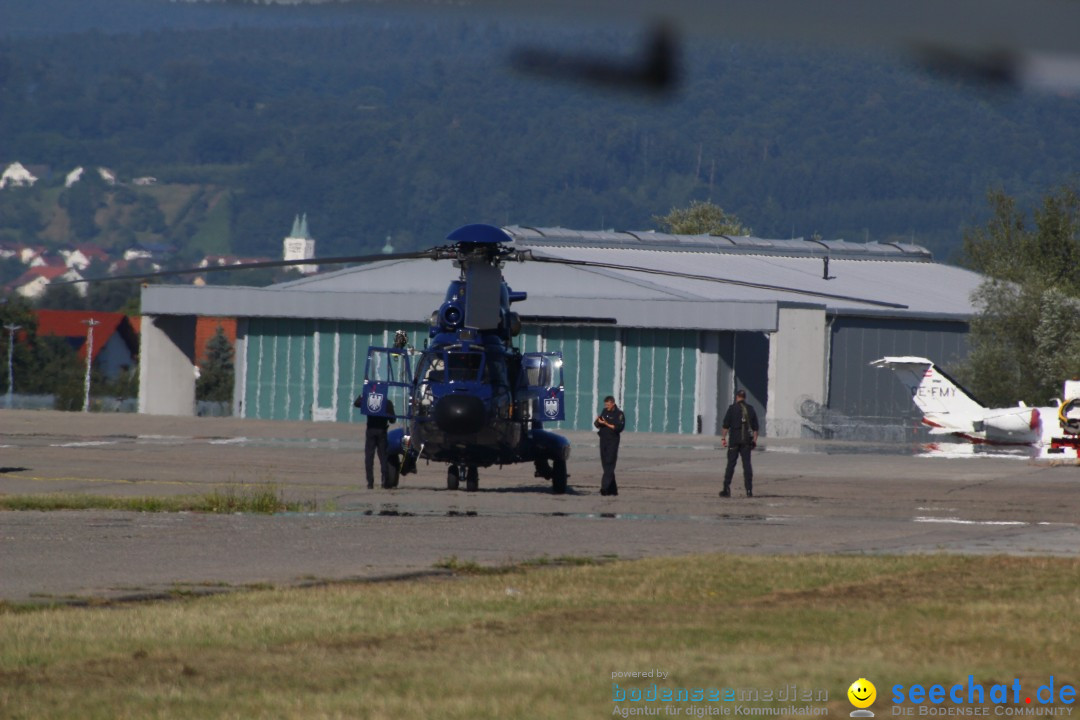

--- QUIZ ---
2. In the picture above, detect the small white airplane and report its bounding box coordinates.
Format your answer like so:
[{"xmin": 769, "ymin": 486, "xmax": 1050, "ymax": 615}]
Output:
[{"xmin": 872, "ymin": 356, "xmax": 1080, "ymax": 457}]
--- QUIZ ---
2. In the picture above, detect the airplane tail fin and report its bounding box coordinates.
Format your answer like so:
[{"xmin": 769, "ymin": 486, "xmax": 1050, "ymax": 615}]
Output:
[{"xmin": 871, "ymin": 356, "xmax": 985, "ymax": 428}]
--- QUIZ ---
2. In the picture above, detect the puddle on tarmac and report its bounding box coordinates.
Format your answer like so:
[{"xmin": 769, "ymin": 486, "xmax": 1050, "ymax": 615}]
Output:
[{"xmin": 765, "ymin": 441, "xmax": 1037, "ymax": 459}]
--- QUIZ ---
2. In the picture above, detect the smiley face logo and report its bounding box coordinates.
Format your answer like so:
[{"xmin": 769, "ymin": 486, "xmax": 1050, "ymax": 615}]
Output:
[{"xmin": 848, "ymin": 678, "xmax": 877, "ymax": 709}]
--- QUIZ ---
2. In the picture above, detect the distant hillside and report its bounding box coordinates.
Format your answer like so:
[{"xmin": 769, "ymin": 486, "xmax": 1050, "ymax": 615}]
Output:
[
  {"xmin": 3, "ymin": 2, "xmax": 1080, "ymax": 262},
  {"xmin": 0, "ymin": 175, "xmax": 233, "ymax": 258}
]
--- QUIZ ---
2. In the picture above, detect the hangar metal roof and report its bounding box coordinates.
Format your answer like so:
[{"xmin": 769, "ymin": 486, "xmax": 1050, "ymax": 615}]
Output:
[
  {"xmin": 141, "ymin": 226, "xmax": 981, "ymax": 331},
  {"xmin": 507, "ymin": 226, "xmax": 932, "ymax": 260}
]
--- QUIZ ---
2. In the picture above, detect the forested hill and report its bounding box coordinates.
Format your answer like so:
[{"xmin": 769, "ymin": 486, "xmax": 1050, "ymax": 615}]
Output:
[{"xmin": 2, "ymin": 0, "xmax": 1080, "ymax": 262}]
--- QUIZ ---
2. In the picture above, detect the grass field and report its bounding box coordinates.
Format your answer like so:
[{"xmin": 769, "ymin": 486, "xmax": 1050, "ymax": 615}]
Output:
[{"xmin": 1, "ymin": 554, "xmax": 1077, "ymax": 720}]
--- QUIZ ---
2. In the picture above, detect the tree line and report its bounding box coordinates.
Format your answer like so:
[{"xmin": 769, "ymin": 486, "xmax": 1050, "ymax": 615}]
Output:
[
  {"xmin": 959, "ymin": 186, "xmax": 1080, "ymax": 407},
  {"xmin": 2, "ymin": 11, "xmax": 1080, "ymax": 262}
]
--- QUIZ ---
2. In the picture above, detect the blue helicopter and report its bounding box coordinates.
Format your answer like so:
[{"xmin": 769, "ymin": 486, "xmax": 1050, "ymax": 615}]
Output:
[{"xmin": 356, "ymin": 223, "xmax": 570, "ymax": 493}]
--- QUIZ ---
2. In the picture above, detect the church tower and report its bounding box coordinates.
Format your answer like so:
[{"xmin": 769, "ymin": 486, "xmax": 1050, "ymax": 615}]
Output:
[{"xmin": 282, "ymin": 213, "xmax": 318, "ymax": 274}]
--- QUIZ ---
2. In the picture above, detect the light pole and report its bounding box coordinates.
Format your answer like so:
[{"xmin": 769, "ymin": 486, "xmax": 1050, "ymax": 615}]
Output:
[
  {"xmin": 4, "ymin": 323, "xmax": 20, "ymax": 409},
  {"xmin": 81, "ymin": 318, "xmax": 100, "ymax": 413}
]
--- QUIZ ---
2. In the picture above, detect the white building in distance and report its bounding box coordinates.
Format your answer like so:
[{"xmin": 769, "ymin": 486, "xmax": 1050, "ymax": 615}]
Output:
[
  {"xmin": 64, "ymin": 166, "xmax": 117, "ymax": 187},
  {"xmin": 0, "ymin": 162, "xmax": 38, "ymax": 189},
  {"xmin": 282, "ymin": 214, "xmax": 317, "ymax": 274},
  {"xmin": 9, "ymin": 266, "xmax": 86, "ymax": 298}
]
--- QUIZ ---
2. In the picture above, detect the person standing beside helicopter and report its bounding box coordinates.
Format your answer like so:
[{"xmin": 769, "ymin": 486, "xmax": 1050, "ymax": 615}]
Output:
[
  {"xmin": 594, "ymin": 395, "xmax": 625, "ymax": 496},
  {"xmin": 364, "ymin": 398, "xmax": 396, "ymax": 489}
]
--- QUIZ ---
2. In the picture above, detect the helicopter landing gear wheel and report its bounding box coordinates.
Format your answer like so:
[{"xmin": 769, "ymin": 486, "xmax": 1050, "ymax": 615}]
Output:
[
  {"xmin": 533, "ymin": 458, "xmax": 552, "ymax": 480},
  {"xmin": 385, "ymin": 454, "xmax": 400, "ymax": 489},
  {"xmin": 447, "ymin": 465, "xmax": 460, "ymax": 491},
  {"xmin": 551, "ymin": 458, "xmax": 568, "ymax": 495},
  {"xmin": 400, "ymin": 451, "xmax": 417, "ymax": 476},
  {"xmin": 465, "ymin": 465, "xmax": 479, "ymax": 493}
]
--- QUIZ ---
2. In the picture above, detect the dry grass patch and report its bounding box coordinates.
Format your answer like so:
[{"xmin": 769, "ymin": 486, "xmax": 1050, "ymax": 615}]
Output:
[{"xmin": 1, "ymin": 554, "xmax": 1077, "ymax": 720}]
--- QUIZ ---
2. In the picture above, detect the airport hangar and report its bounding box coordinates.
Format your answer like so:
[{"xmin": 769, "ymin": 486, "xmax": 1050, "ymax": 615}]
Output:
[{"xmin": 138, "ymin": 226, "xmax": 983, "ymax": 439}]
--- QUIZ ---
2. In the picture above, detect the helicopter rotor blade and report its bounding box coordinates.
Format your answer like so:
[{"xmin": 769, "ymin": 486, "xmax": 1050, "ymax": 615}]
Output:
[
  {"xmin": 522, "ymin": 253, "xmax": 909, "ymax": 310},
  {"xmin": 63, "ymin": 249, "xmax": 438, "ymax": 285},
  {"xmin": 61, "ymin": 230, "xmax": 903, "ymax": 310}
]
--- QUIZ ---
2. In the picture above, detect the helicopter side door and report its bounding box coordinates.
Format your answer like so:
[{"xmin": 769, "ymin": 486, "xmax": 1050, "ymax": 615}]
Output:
[
  {"xmin": 519, "ymin": 351, "xmax": 566, "ymax": 422},
  {"xmin": 359, "ymin": 347, "xmax": 413, "ymax": 420}
]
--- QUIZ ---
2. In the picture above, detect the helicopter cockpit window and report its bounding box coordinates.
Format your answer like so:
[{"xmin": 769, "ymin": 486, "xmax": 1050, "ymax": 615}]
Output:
[
  {"xmin": 416, "ymin": 353, "xmax": 445, "ymax": 384},
  {"xmin": 360, "ymin": 346, "xmax": 412, "ymax": 421},
  {"xmin": 412, "ymin": 353, "xmax": 442, "ymax": 412},
  {"xmin": 526, "ymin": 364, "xmax": 545, "ymax": 387},
  {"xmin": 524, "ymin": 360, "xmax": 550, "ymax": 388},
  {"xmin": 366, "ymin": 348, "xmax": 411, "ymax": 385},
  {"xmin": 520, "ymin": 352, "xmax": 563, "ymax": 390},
  {"xmin": 416, "ymin": 350, "xmax": 487, "ymax": 387},
  {"xmin": 446, "ymin": 352, "xmax": 487, "ymax": 382}
]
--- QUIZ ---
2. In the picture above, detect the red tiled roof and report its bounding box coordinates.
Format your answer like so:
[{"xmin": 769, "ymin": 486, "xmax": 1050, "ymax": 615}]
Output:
[
  {"xmin": 38, "ymin": 255, "xmax": 68, "ymax": 268},
  {"xmin": 11, "ymin": 266, "xmax": 74, "ymax": 285},
  {"xmin": 73, "ymin": 243, "xmax": 111, "ymax": 261},
  {"xmin": 34, "ymin": 310, "xmax": 139, "ymax": 362}
]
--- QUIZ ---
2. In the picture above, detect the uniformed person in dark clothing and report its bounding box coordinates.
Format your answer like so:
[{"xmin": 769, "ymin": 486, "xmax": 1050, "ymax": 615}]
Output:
[
  {"xmin": 365, "ymin": 399, "xmax": 395, "ymax": 489},
  {"xmin": 594, "ymin": 395, "xmax": 625, "ymax": 496},
  {"xmin": 720, "ymin": 389, "xmax": 759, "ymax": 498}
]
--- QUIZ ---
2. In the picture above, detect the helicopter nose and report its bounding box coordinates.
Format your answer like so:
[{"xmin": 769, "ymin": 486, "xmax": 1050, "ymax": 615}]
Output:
[{"xmin": 435, "ymin": 394, "xmax": 487, "ymax": 435}]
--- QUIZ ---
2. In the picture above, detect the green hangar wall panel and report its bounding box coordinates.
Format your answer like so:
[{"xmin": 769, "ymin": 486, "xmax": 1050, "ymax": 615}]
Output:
[
  {"xmin": 523, "ymin": 325, "xmax": 699, "ymax": 434},
  {"xmin": 241, "ymin": 319, "xmax": 700, "ymax": 433},
  {"xmin": 242, "ymin": 319, "xmax": 430, "ymax": 423},
  {"xmin": 528, "ymin": 325, "xmax": 619, "ymax": 431},
  {"xmin": 621, "ymin": 328, "xmax": 698, "ymax": 434}
]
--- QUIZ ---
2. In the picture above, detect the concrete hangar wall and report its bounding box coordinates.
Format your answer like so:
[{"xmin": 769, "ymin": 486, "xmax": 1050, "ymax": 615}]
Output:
[{"xmin": 139, "ymin": 226, "xmax": 983, "ymax": 438}]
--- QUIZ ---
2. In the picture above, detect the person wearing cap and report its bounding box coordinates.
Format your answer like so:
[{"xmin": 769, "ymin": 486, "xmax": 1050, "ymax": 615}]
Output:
[{"xmin": 720, "ymin": 389, "xmax": 759, "ymax": 497}]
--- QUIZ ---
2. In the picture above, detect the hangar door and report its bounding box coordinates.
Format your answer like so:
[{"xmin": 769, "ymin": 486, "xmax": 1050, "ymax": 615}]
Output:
[
  {"xmin": 242, "ymin": 319, "xmax": 699, "ymax": 433},
  {"xmin": 241, "ymin": 318, "xmax": 428, "ymax": 422},
  {"xmin": 519, "ymin": 325, "xmax": 618, "ymax": 431},
  {"xmin": 620, "ymin": 328, "xmax": 698, "ymax": 434},
  {"xmin": 827, "ymin": 316, "xmax": 969, "ymax": 425},
  {"xmin": 521, "ymin": 325, "xmax": 699, "ymax": 434}
]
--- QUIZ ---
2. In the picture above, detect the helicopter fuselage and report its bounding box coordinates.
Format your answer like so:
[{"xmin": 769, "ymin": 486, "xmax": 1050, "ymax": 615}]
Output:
[
  {"xmin": 391, "ymin": 342, "xmax": 568, "ymax": 468},
  {"xmin": 359, "ymin": 223, "xmax": 570, "ymax": 492}
]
